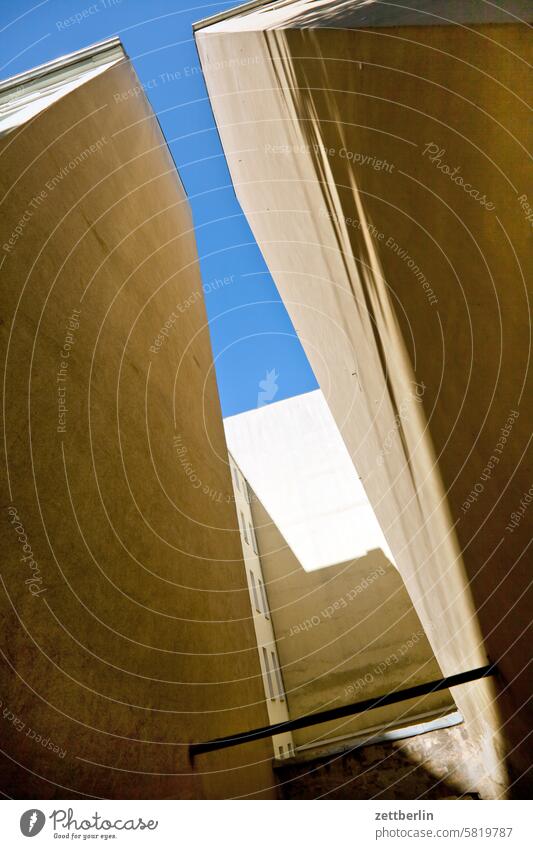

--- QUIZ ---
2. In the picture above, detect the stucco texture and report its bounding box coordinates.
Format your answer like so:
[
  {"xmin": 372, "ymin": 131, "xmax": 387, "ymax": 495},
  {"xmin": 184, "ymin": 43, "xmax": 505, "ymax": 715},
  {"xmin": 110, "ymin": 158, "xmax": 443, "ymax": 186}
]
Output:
[
  {"xmin": 0, "ymin": 60, "xmax": 277, "ymax": 799},
  {"xmin": 197, "ymin": 5, "xmax": 532, "ymax": 796}
]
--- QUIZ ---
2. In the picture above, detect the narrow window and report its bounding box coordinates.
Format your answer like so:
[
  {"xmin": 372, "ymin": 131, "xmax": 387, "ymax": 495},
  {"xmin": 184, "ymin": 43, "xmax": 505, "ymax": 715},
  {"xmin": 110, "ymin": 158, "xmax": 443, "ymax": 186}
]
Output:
[
  {"xmin": 262, "ymin": 646, "xmax": 275, "ymax": 700},
  {"xmin": 232, "ymin": 466, "xmax": 241, "ymax": 491},
  {"xmin": 240, "ymin": 511, "xmax": 248, "ymax": 544},
  {"xmin": 249, "ymin": 571, "xmax": 261, "ymax": 613},
  {"xmin": 248, "ymin": 521, "xmax": 258, "ymax": 554},
  {"xmin": 258, "ymin": 578, "xmax": 269, "ymax": 618},
  {"xmin": 278, "ymin": 745, "xmax": 284, "ymax": 759},
  {"xmin": 271, "ymin": 650, "xmax": 285, "ymax": 701}
]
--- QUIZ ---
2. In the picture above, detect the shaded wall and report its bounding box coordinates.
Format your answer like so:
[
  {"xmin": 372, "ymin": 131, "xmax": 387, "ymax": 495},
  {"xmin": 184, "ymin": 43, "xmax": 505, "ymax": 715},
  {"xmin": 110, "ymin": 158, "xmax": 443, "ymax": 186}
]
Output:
[
  {"xmin": 0, "ymin": 60, "xmax": 276, "ymax": 799},
  {"xmin": 197, "ymin": 12, "xmax": 532, "ymax": 796},
  {"xmin": 276, "ymin": 723, "xmax": 487, "ymax": 800},
  {"xmin": 251, "ymin": 493, "xmax": 457, "ymax": 753}
]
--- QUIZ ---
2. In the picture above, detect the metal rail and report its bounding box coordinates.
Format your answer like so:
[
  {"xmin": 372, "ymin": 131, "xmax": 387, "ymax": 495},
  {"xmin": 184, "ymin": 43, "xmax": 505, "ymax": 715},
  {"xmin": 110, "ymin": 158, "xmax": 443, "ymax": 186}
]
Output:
[{"xmin": 190, "ymin": 663, "xmax": 496, "ymax": 757}]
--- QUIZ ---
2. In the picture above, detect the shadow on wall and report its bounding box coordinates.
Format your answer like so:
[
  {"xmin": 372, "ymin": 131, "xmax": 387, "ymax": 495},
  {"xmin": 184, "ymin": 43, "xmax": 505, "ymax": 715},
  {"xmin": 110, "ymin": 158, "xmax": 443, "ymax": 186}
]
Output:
[
  {"xmin": 196, "ymin": 9, "xmax": 532, "ymax": 797},
  {"xmin": 275, "ymin": 723, "xmax": 485, "ymax": 800},
  {"xmin": 248, "ymin": 486, "xmax": 461, "ymax": 756}
]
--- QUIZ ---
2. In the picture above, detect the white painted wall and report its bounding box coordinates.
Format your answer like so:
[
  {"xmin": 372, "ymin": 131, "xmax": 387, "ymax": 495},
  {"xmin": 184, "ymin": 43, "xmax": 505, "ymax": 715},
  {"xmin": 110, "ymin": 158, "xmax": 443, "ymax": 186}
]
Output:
[{"xmin": 225, "ymin": 390, "xmax": 393, "ymax": 571}]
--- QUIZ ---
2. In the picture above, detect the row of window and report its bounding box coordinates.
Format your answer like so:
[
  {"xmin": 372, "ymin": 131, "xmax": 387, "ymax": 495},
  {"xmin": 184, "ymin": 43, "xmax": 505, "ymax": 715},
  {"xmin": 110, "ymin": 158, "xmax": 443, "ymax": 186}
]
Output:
[
  {"xmin": 231, "ymin": 460, "xmax": 293, "ymax": 753},
  {"xmin": 232, "ymin": 462, "xmax": 259, "ymax": 555},
  {"xmin": 278, "ymin": 742, "xmax": 295, "ymax": 760}
]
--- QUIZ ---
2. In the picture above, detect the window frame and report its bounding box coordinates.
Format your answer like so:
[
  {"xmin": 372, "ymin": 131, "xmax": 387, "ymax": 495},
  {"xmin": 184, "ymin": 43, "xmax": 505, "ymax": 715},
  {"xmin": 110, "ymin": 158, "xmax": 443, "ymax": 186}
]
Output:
[{"xmin": 262, "ymin": 646, "xmax": 276, "ymax": 701}]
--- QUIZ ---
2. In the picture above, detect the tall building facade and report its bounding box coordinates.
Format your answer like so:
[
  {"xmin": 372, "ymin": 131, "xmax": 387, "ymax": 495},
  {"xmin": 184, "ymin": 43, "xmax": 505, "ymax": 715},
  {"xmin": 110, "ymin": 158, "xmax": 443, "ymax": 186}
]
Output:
[
  {"xmin": 196, "ymin": 0, "xmax": 532, "ymax": 797},
  {"xmin": 227, "ymin": 389, "xmax": 500, "ymax": 797},
  {"xmin": 0, "ymin": 39, "xmax": 278, "ymax": 799}
]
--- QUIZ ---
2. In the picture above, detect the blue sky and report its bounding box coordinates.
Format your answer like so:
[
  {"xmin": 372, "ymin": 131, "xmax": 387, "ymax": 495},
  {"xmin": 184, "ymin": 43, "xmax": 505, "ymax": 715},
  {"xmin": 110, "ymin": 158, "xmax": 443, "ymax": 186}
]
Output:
[{"xmin": 0, "ymin": 0, "xmax": 317, "ymax": 417}]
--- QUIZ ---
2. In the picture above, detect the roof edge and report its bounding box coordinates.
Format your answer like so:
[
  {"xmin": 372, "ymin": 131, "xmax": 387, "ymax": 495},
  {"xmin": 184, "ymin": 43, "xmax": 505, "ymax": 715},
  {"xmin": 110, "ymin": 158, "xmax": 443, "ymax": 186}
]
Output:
[
  {"xmin": 193, "ymin": 0, "xmax": 281, "ymax": 33},
  {"xmin": 0, "ymin": 36, "xmax": 126, "ymax": 96},
  {"xmin": 193, "ymin": 0, "xmax": 532, "ymax": 34}
]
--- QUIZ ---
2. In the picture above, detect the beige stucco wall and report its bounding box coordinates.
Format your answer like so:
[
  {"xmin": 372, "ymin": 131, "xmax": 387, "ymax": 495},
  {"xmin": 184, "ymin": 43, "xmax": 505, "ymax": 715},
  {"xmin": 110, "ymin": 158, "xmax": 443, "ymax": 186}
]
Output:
[
  {"xmin": 196, "ymin": 7, "xmax": 532, "ymax": 796},
  {"xmin": 0, "ymin": 59, "xmax": 277, "ymax": 799},
  {"xmin": 250, "ymin": 492, "xmax": 457, "ymax": 751}
]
